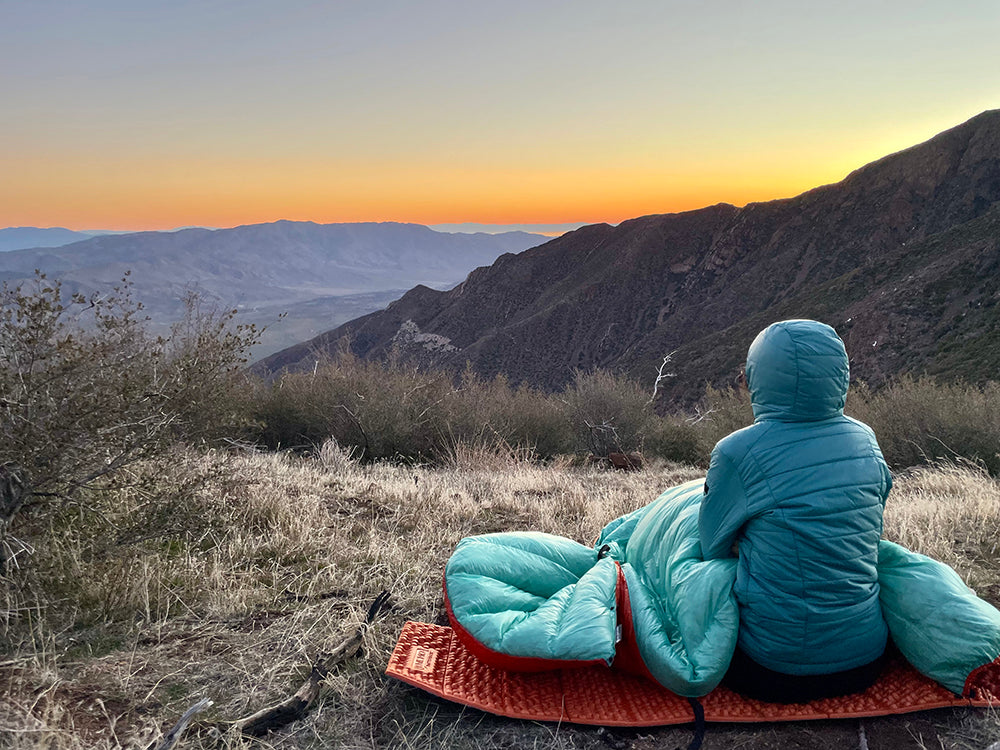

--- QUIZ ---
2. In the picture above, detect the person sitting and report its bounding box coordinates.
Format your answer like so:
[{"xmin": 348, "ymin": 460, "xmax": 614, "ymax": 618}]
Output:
[{"xmin": 699, "ymin": 319, "xmax": 892, "ymax": 703}]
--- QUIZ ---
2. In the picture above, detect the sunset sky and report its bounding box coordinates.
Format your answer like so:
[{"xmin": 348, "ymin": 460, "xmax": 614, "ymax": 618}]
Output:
[{"xmin": 2, "ymin": 1, "xmax": 998, "ymax": 232}]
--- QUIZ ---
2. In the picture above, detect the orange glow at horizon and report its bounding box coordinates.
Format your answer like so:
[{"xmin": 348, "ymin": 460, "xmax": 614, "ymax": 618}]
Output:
[{"xmin": 0, "ymin": 147, "xmax": 871, "ymax": 232}]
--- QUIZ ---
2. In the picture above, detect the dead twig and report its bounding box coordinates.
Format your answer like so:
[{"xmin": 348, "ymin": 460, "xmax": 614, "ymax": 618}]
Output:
[
  {"xmin": 335, "ymin": 404, "xmax": 369, "ymax": 460},
  {"xmin": 227, "ymin": 589, "xmax": 392, "ymax": 737},
  {"xmin": 646, "ymin": 350, "xmax": 677, "ymax": 406},
  {"xmin": 145, "ymin": 591, "xmax": 392, "ymax": 746},
  {"xmin": 152, "ymin": 697, "xmax": 212, "ymax": 750}
]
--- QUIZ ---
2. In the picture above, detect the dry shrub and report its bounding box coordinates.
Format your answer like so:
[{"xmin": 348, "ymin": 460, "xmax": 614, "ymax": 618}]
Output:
[
  {"xmin": 258, "ymin": 357, "xmax": 1000, "ymax": 476},
  {"xmin": 254, "ymin": 351, "xmax": 454, "ymax": 460},
  {"xmin": 642, "ymin": 417, "xmax": 710, "ymax": 467},
  {"xmin": 443, "ymin": 435, "xmax": 537, "ymax": 473},
  {"xmin": 254, "ymin": 357, "xmax": 577, "ymax": 462},
  {"xmin": 681, "ymin": 378, "xmax": 1000, "ymax": 478},
  {"xmin": 253, "ymin": 361, "xmax": 784, "ymax": 469},
  {"xmin": 848, "ymin": 376, "xmax": 1000, "ymax": 476},
  {"xmin": 6, "ymin": 450, "xmax": 229, "ymax": 643},
  {"xmin": 0, "ymin": 274, "xmax": 258, "ymax": 574},
  {"xmin": 694, "ymin": 384, "xmax": 755, "ymax": 446},
  {"xmin": 562, "ymin": 369, "xmax": 650, "ymax": 455},
  {"xmin": 640, "ymin": 384, "xmax": 750, "ymax": 467},
  {"xmin": 315, "ymin": 437, "xmax": 361, "ymax": 473},
  {"xmin": 441, "ymin": 370, "xmax": 573, "ymax": 459}
]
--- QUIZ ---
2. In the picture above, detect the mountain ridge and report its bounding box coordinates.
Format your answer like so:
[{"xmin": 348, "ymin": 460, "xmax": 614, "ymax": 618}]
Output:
[
  {"xmin": 0, "ymin": 226, "xmax": 95, "ymax": 253},
  {"xmin": 256, "ymin": 109, "xmax": 1000, "ymax": 401}
]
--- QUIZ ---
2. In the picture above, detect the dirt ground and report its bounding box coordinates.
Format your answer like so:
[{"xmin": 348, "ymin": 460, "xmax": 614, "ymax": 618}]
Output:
[{"xmin": 390, "ymin": 686, "xmax": 998, "ymax": 750}]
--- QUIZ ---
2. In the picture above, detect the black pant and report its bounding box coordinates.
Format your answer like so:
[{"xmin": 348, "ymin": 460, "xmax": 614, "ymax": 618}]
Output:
[{"xmin": 723, "ymin": 645, "xmax": 887, "ymax": 704}]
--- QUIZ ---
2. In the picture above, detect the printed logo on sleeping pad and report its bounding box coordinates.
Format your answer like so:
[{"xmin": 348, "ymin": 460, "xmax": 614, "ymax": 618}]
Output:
[{"xmin": 406, "ymin": 646, "xmax": 438, "ymax": 674}]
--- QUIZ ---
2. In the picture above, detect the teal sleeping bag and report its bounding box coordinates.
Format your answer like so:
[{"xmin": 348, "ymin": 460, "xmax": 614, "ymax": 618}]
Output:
[{"xmin": 444, "ymin": 479, "xmax": 1000, "ymax": 697}]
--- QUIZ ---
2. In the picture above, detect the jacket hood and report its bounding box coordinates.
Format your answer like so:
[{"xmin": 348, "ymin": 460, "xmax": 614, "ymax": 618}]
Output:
[{"xmin": 745, "ymin": 319, "xmax": 849, "ymax": 422}]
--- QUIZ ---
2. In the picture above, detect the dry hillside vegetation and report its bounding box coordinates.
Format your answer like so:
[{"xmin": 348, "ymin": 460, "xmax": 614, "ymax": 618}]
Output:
[{"xmin": 2, "ymin": 447, "xmax": 999, "ymax": 750}]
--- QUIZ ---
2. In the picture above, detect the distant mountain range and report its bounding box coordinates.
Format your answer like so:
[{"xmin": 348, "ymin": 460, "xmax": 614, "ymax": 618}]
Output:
[
  {"xmin": 0, "ymin": 222, "xmax": 546, "ymax": 359},
  {"xmin": 0, "ymin": 227, "xmax": 97, "ymax": 252},
  {"xmin": 256, "ymin": 110, "xmax": 1000, "ymax": 401}
]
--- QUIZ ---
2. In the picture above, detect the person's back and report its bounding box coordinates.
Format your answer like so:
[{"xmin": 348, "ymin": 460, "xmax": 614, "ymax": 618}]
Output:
[{"xmin": 699, "ymin": 319, "xmax": 891, "ymax": 700}]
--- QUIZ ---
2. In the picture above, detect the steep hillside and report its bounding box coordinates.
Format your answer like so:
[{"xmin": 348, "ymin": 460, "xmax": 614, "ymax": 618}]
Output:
[{"xmin": 257, "ymin": 110, "xmax": 1000, "ymax": 400}]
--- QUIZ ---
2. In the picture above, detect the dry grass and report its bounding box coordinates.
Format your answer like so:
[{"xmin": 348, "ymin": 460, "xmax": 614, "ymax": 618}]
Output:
[
  {"xmin": 1, "ymin": 449, "xmax": 999, "ymax": 749},
  {"xmin": 884, "ymin": 461, "xmax": 1000, "ymax": 605}
]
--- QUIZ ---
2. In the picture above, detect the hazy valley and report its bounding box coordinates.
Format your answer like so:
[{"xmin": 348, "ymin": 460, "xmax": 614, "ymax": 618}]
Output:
[{"xmin": 0, "ymin": 221, "xmax": 546, "ymax": 359}]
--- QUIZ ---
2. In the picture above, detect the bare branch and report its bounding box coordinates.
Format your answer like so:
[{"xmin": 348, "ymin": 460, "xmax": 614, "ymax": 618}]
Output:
[
  {"xmin": 646, "ymin": 350, "xmax": 677, "ymax": 406},
  {"xmin": 685, "ymin": 406, "xmax": 717, "ymax": 425},
  {"xmin": 151, "ymin": 697, "xmax": 212, "ymax": 750},
  {"xmin": 335, "ymin": 404, "xmax": 369, "ymax": 460},
  {"xmin": 225, "ymin": 590, "xmax": 392, "ymax": 737}
]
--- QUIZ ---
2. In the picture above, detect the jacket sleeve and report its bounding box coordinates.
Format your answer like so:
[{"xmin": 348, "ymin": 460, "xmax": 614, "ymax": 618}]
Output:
[{"xmin": 699, "ymin": 447, "xmax": 750, "ymax": 560}]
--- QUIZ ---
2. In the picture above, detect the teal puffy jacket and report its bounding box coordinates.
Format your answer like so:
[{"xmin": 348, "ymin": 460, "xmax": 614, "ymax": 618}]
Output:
[{"xmin": 699, "ymin": 319, "xmax": 891, "ymax": 675}]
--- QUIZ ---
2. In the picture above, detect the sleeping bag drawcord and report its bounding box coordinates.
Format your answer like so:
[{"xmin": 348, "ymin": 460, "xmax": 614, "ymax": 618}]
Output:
[
  {"xmin": 597, "ymin": 544, "xmax": 611, "ymax": 559},
  {"xmin": 686, "ymin": 697, "xmax": 706, "ymax": 750}
]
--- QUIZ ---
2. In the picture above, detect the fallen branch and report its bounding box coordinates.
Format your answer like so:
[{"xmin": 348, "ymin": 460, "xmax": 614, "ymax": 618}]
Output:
[
  {"xmin": 228, "ymin": 589, "xmax": 392, "ymax": 737},
  {"xmin": 149, "ymin": 590, "xmax": 392, "ymax": 746}
]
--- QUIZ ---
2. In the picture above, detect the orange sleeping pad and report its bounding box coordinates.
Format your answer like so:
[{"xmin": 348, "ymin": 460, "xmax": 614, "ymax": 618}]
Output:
[{"xmin": 386, "ymin": 622, "xmax": 999, "ymax": 726}]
